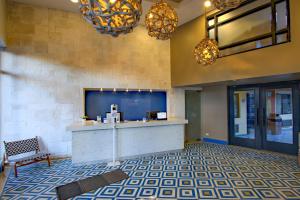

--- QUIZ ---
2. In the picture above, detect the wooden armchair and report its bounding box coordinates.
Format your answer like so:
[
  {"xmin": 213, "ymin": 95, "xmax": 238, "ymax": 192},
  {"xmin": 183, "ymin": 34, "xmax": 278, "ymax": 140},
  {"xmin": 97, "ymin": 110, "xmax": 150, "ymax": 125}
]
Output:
[{"xmin": 4, "ymin": 137, "xmax": 51, "ymax": 177}]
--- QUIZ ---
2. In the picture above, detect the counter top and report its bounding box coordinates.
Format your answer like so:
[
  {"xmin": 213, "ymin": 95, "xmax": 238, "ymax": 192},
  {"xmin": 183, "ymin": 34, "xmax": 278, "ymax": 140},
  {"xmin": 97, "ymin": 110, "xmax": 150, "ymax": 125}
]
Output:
[{"xmin": 67, "ymin": 119, "xmax": 188, "ymax": 132}]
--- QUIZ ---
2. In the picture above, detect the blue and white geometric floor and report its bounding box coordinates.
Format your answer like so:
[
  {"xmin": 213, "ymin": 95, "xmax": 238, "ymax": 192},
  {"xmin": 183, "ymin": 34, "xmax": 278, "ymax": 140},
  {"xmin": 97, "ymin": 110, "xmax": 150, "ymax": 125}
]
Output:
[{"xmin": 1, "ymin": 143, "xmax": 300, "ymax": 199}]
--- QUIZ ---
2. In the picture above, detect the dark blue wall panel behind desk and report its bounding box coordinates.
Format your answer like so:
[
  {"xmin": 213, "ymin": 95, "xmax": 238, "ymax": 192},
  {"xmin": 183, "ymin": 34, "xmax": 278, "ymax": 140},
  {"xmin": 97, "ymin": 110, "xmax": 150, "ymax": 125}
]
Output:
[{"xmin": 85, "ymin": 90, "xmax": 167, "ymax": 121}]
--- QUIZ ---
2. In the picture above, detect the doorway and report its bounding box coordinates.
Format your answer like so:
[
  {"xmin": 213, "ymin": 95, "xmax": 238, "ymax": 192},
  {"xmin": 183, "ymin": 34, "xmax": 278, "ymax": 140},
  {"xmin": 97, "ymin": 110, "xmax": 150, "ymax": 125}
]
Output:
[
  {"xmin": 228, "ymin": 81, "xmax": 299, "ymax": 155},
  {"xmin": 185, "ymin": 90, "xmax": 201, "ymax": 143}
]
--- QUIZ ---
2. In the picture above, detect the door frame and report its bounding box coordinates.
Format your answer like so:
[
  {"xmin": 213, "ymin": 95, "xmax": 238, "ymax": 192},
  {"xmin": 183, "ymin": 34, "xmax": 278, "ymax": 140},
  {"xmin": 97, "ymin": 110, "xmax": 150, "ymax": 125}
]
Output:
[
  {"xmin": 228, "ymin": 86, "xmax": 261, "ymax": 149},
  {"xmin": 228, "ymin": 80, "xmax": 300, "ymax": 155},
  {"xmin": 185, "ymin": 90, "xmax": 202, "ymax": 143},
  {"xmin": 260, "ymin": 82, "xmax": 300, "ymax": 154}
]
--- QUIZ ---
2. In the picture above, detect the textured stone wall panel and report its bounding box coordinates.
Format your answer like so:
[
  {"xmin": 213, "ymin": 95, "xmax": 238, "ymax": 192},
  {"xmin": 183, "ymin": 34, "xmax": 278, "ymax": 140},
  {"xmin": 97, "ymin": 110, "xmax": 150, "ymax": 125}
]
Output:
[{"xmin": 0, "ymin": 2, "xmax": 184, "ymax": 156}]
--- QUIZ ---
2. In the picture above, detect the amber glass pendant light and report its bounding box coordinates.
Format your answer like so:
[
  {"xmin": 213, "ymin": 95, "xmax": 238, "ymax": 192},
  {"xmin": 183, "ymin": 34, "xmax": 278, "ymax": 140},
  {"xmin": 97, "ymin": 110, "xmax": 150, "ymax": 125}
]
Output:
[
  {"xmin": 145, "ymin": 0, "xmax": 178, "ymax": 40},
  {"xmin": 194, "ymin": 1, "xmax": 219, "ymax": 65},
  {"xmin": 80, "ymin": 0, "xmax": 143, "ymax": 37},
  {"xmin": 212, "ymin": 0, "xmax": 242, "ymax": 11}
]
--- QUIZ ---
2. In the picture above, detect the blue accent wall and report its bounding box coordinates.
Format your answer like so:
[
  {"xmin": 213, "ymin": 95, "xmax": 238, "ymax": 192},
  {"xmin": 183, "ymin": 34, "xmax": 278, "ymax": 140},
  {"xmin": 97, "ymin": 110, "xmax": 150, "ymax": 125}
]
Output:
[{"xmin": 85, "ymin": 90, "xmax": 167, "ymax": 121}]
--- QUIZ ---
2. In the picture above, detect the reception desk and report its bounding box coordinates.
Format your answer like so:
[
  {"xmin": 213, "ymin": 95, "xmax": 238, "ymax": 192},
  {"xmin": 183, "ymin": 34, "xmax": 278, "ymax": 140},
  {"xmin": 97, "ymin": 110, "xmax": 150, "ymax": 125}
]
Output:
[{"xmin": 67, "ymin": 119, "xmax": 188, "ymax": 164}]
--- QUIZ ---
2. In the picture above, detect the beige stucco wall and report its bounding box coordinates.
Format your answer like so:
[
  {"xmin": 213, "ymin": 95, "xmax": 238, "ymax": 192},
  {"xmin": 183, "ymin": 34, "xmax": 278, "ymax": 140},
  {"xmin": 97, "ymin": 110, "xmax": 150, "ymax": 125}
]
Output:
[
  {"xmin": 171, "ymin": 0, "xmax": 300, "ymax": 87},
  {"xmin": 0, "ymin": 0, "xmax": 6, "ymax": 47},
  {"xmin": 0, "ymin": 2, "xmax": 184, "ymax": 156},
  {"xmin": 201, "ymin": 85, "xmax": 228, "ymax": 141}
]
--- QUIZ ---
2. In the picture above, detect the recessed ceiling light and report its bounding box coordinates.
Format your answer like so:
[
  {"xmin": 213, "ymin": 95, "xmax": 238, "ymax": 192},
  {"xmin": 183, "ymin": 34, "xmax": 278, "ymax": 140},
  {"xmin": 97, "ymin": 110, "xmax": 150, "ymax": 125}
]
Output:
[
  {"xmin": 204, "ymin": 0, "xmax": 212, "ymax": 7},
  {"xmin": 70, "ymin": 0, "xmax": 79, "ymax": 3}
]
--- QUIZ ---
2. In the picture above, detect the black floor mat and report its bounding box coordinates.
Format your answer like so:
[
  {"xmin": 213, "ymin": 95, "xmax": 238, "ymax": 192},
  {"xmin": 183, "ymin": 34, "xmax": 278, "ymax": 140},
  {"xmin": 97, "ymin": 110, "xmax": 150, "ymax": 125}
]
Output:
[{"xmin": 55, "ymin": 169, "xmax": 129, "ymax": 200}]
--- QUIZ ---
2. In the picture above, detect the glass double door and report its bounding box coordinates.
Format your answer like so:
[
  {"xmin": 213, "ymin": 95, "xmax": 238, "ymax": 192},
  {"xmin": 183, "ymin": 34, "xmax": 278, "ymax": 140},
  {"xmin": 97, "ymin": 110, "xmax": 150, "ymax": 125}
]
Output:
[{"xmin": 229, "ymin": 82, "xmax": 299, "ymax": 155}]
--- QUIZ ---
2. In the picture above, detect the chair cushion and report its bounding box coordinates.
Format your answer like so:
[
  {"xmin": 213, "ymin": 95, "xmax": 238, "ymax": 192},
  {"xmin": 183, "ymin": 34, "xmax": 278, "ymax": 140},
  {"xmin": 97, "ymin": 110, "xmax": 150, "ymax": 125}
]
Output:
[
  {"xmin": 9, "ymin": 152, "xmax": 50, "ymax": 163},
  {"xmin": 4, "ymin": 137, "xmax": 40, "ymax": 157}
]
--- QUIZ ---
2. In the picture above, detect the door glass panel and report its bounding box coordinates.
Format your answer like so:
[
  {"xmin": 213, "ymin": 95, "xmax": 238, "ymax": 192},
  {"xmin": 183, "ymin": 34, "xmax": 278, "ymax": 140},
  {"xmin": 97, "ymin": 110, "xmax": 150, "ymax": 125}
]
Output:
[
  {"xmin": 266, "ymin": 88, "xmax": 293, "ymax": 144},
  {"xmin": 234, "ymin": 90, "xmax": 256, "ymax": 139}
]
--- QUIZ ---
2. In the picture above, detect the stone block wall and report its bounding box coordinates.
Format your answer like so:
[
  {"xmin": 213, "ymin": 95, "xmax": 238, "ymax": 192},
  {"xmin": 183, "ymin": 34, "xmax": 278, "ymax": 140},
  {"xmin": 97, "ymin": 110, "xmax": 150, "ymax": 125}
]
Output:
[{"xmin": 0, "ymin": 2, "xmax": 184, "ymax": 156}]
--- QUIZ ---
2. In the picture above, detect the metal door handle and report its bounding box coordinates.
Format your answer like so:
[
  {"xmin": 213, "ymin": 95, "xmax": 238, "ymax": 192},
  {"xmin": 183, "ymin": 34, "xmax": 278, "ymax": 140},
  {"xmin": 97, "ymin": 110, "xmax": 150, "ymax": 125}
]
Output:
[
  {"xmin": 256, "ymin": 108, "xmax": 260, "ymax": 125},
  {"xmin": 263, "ymin": 108, "xmax": 266, "ymax": 126}
]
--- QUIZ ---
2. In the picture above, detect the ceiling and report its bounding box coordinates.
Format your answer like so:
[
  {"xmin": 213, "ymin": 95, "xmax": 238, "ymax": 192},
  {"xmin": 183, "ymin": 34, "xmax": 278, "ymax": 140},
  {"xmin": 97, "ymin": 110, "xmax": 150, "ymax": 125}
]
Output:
[{"xmin": 10, "ymin": 0, "xmax": 206, "ymax": 26}]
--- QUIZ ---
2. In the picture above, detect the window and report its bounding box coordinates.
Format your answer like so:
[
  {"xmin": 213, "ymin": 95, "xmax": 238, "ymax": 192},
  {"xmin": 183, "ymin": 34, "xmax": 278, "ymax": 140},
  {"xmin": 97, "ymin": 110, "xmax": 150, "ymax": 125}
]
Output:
[
  {"xmin": 280, "ymin": 94, "xmax": 292, "ymax": 114},
  {"xmin": 207, "ymin": 0, "xmax": 290, "ymax": 57}
]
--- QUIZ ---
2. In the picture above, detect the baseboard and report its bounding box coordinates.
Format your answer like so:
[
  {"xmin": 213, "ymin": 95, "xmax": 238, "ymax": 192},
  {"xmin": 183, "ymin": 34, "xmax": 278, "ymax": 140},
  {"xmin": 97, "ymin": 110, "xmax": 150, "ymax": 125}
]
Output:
[{"xmin": 202, "ymin": 137, "xmax": 228, "ymax": 145}]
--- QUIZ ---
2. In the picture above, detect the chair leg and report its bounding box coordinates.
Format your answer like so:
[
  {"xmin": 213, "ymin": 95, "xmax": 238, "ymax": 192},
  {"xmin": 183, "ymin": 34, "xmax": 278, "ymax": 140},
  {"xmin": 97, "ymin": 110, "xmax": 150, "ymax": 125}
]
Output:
[
  {"xmin": 47, "ymin": 156, "xmax": 51, "ymax": 167},
  {"xmin": 2, "ymin": 154, "xmax": 5, "ymax": 172},
  {"xmin": 14, "ymin": 164, "xmax": 18, "ymax": 178}
]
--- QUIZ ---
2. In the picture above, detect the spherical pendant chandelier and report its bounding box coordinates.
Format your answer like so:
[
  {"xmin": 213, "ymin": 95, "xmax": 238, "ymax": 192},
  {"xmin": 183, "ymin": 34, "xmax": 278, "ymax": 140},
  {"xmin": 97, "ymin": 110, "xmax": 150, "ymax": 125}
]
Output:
[
  {"xmin": 194, "ymin": 38, "xmax": 219, "ymax": 65},
  {"xmin": 145, "ymin": 0, "xmax": 178, "ymax": 40},
  {"xmin": 212, "ymin": 0, "xmax": 242, "ymax": 10},
  {"xmin": 80, "ymin": 0, "xmax": 143, "ymax": 37},
  {"xmin": 194, "ymin": 1, "xmax": 219, "ymax": 65}
]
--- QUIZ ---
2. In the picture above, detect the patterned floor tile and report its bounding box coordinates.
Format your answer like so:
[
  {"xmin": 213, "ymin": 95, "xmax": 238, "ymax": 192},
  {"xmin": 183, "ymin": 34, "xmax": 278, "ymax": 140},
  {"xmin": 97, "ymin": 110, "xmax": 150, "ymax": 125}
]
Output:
[
  {"xmin": 198, "ymin": 188, "xmax": 219, "ymax": 199},
  {"xmin": 1, "ymin": 143, "xmax": 300, "ymax": 200},
  {"xmin": 157, "ymin": 187, "xmax": 176, "ymax": 198},
  {"xmin": 117, "ymin": 187, "xmax": 140, "ymax": 198},
  {"xmin": 217, "ymin": 188, "xmax": 239, "ymax": 199},
  {"xmin": 137, "ymin": 187, "xmax": 158, "ymax": 198},
  {"xmin": 254, "ymin": 188, "xmax": 281, "ymax": 199},
  {"xmin": 237, "ymin": 188, "xmax": 260, "ymax": 199},
  {"xmin": 277, "ymin": 188, "xmax": 300, "ymax": 199},
  {"xmin": 143, "ymin": 179, "xmax": 160, "ymax": 187},
  {"xmin": 160, "ymin": 179, "xmax": 177, "ymax": 187},
  {"xmin": 178, "ymin": 188, "xmax": 198, "ymax": 199}
]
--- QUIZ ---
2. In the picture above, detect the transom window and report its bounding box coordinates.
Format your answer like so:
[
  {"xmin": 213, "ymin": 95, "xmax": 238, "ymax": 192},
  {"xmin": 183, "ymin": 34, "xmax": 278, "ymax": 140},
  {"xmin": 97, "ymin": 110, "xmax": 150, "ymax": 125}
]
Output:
[{"xmin": 207, "ymin": 0, "xmax": 291, "ymax": 57}]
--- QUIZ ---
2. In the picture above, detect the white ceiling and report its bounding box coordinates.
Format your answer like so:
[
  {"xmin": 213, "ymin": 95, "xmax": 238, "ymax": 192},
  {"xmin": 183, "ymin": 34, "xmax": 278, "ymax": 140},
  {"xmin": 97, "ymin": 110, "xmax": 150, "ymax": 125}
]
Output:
[{"xmin": 10, "ymin": 0, "xmax": 206, "ymax": 26}]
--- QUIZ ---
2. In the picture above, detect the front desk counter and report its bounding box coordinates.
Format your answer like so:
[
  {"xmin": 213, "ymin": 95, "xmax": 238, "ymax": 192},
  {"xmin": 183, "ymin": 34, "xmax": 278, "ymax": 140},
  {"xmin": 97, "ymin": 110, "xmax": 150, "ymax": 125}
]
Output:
[{"xmin": 67, "ymin": 119, "xmax": 188, "ymax": 164}]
